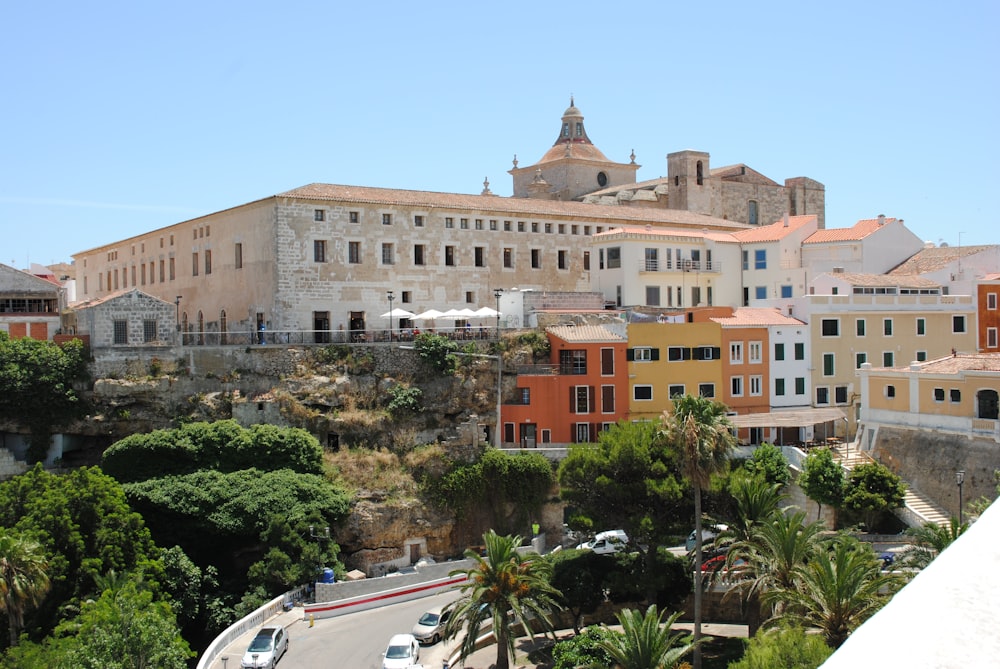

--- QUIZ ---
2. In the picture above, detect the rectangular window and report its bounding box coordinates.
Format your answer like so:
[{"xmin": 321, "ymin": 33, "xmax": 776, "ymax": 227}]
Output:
[
  {"xmin": 192, "ymin": 252, "xmax": 199, "ymax": 276},
  {"xmin": 883, "ymin": 351, "xmax": 894, "ymax": 367},
  {"xmin": 313, "ymin": 240, "xmax": 327, "ymax": 263},
  {"xmin": 474, "ymin": 247, "xmax": 485, "ymax": 267},
  {"xmin": 754, "ymin": 249, "xmax": 767, "ymax": 269},
  {"xmin": 560, "ymin": 350, "xmax": 587, "ymax": 375},
  {"xmin": 414, "ymin": 215, "xmax": 424, "ymax": 227},
  {"xmin": 774, "ymin": 342, "xmax": 785, "ymax": 361},
  {"xmin": 382, "ymin": 213, "xmax": 392, "ymax": 225},
  {"xmin": 503, "ymin": 248, "xmax": 513, "ymax": 268},
  {"xmin": 794, "ymin": 342, "xmax": 805, "ymax": 360},
  {"xmin": 835, "ymin": 386, "xmax": 848, "ymax": 404},
  {"xmin": 885, "ymin": 385, "xmax": 895, "ymax": 399},
  {"xmin": 916, "ymin": 318, "xmax": 926, "ymax": 336},
  {"xmin": 883, "ymin": 318, "xmax": 893, "ymax": 336},
  {"xmin": 950, "ymin": 389, "xmax": 961, "ymax": 402},
  {"xmin": 645, "ymin": 286, "xmax": 660, "ymax": 306},
  {"xmin": 934, "ymin": 388, "xmax": 945, "ymax": 402},
  {"xmin": 381, "ymin": 243, "xmax": 394, "ymax": 265},
  {"xmin": 504, "ymin": 220, "xmax": 512, "ymax": 231},
  {"xmin": 856, "ymin": 319, "xmax": 866, "ymax": 337},
  {"xmin": 634, "ymin": 347, "xmax": 652, "ymax": 362},
  {"xmin": 988, "ymin": 327, "xmax": 998, "ymax": 348},
  {"xmin": 445, "ymin": 246, "xmax": 456, "ymax": 266},
  {"xmin": 731, "ymin": 376, "xmax": 744, "ymax": 397},
  {"xmin": 573, "ymin": 386, "xmax": 592, "ymax": 414},
  {"xmin": 607, "ymin": 247, "xmax": 621, "ymax": 268},
  {"xmin": 953, "ymin": 315, "xmax": 967, "ymax": 333},
  {"xmin": 821, "ymin": 319, "xmax": 840, "ymax": 337},
  {"xmin": 634, "ymin": 385, "xmax": 653, "ymax": 401},
  {"xmin": 235, "ymin": 243, "xmax": 243, "ymax": 269},
  {"xmin": 601, "ymin": 348, "xmax": 615, "ymax": 375},
  {"xmin": 558, "ymin": 250, "xmax": 568, "ymax": 270},
  {"xmin": 667, "ymin": 346, "xmax": 687, "ymax": 361},
  {"xmin": 490, "ymin": 219, "xmax": 498, "ymax": 231},
  {"xmin": 755, "ymin": 286, "xmax": 766, "ymax": 299},
  {"xmin": 518, "ymin": 221, "xmax": 525, "ymax": 232},
  {"xmin": 349, "ymin": 241, "xmax": 361, "ymax": 264},
  {"xmin": 730, "ymin": 342, "xmax": 744, "ymax": 364},
  {"xmin": 989, "ymin": 293, "xmax": 998, "ymax": 310},
  {"xmin": 402, "ymin": 291, "xmax": 411, "ymax": 303},
  {"xmin": 856, "ymin": 352, "xmax": 867, "ymax": 368},
  {"xmin": 205, "ymin": 249, "xmax": 212, "ymax": 274},
  {"xmin": 668, "ymin": 384, "xmax": 685, "ymax": 399},
  {"xmin": 169, "ymin": 257, "xmax": 175, "ymax": 280},
  {"xmin": 414, "ymin": 245, "xmax": 425, "ymax": 265},
  {"xmin": 159, "ymin": 259, "xmax": 165, "ymax": 282},
  {"xmin": 749, "ymin": 341, "xmax": 762, "ymax": 363},
  {"xmin": 445, "ymin": 217, "xmax": 454, "ymax": 229},
  {"xmin": 583, "ymin": 251, "xmax": 590, "ymax": 271},
  {"xmin": 698, "ymin": 383, "xmax": 715, "ymax": 398},
  {"xmin": 823, "ymin": 353, "xmax": 835, "ymax": 376},
  {"xmin": 143, "ymin": 320, "xmax": 157, "ymax": 343},
  {"xmin": 775, "ymin": 378, "xmax": 786, "ymax": 396},
  {"xmin": 461, "ymin": 218, "xmax": 469, "ymax": 229},
  {"xmin": 113, "ymin": 320, "xmax": 128, "ymax": 345},
  {"xmin": 795, "ymin": 377, "xmax": 805, "ymax": 395},
  {"xmin": 475, "ymin": 219, "xmax": 483, "ymax": 230},
  {"xmin": 314, "ymin": 209, "xmax": 325, "ymax": 221},
  {"xmin": 349, "ymin": 211, "xmax": 359, "ymax": 223},
  {"xmin": 780, "ymin": 285, "xmax": 792, "ymax": 298},
  {"xmin": 916, "ymin": 350, "xmax": 927, "ymax": 361},
  {"xmin": 742, "ymin": 250, "xmax": 749, "ymax": 271},
  {"xmin": 601, "ymin": 385, "xmax": 615, "ymax": 413},
  {"xmin": 816, "ymin": 387, "xmax": 830, "ymax": 405},
  {"xmin": 531, "ymin": 249, "xmax": 541, "ymax": 269},
  {"xmin": 750, "ymin": 375, "xmax": 762, "ymax": 396}
]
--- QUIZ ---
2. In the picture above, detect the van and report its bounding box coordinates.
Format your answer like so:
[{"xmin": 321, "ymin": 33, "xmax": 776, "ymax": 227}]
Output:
[
  {"xmin": 685, "ymin": 524, "xmax": 728, "ymax": 552},
  {"xmin": 577, "ymin": 529, "xmax": 629, "ymax": 554}
]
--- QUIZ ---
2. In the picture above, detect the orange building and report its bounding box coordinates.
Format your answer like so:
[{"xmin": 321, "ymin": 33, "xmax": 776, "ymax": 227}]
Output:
[
  {"xmin": 501, "ymin": 324, "xmax": 629, "ymax": 446},
  {"xmin": 978, "ymin": 274, "xmax": 1000, "ymax": 353}
]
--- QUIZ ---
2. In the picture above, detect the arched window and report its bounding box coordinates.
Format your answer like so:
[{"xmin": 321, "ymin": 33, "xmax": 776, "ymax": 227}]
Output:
[
  {"xmin": 748, "ymin": 200, "xmax": 759, "ymax": 226},
  {"xmin": 575, "ymin": 122, "xmax": 583, "ymax": 137},
  {"xmin": 696, "ymin": 161, "xmax": 704, "ymax": 186},
  {"xmin": 220, "ymin": 309, "xmax": 228, "ymax": 345},
  {"xmin": 977, "ymin": 389, "xmax": 999, "ymax": 420},
  {"xmin": 562, "ymin": 123, "xmax": 569, "ymax": 137}
]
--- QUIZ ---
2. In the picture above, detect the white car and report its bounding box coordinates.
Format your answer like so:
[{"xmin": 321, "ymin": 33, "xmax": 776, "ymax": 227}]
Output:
[
  {"xmin": 382, "ymin": 633, "xmax": 421, "ymax": 669},
  {"xmin": 576, "ymin": 529, "xmax": 629, "ymax": 555},
  {"xmin": 240, "ymin": 626, "xmax": 288, "ymax": 668},
  {"xmin": 685, "ymin": 524, "xmax": 728, "ymax": 552}
]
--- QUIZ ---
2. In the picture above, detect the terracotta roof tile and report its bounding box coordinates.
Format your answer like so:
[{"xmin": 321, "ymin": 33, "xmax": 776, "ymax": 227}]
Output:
[
  {"xmin": 535, "ymin": 141, "xmax": 613, "ymax": 165},
  {"xmin": 803, "ymin": 217, "xmax": 897, "ymax": 244},
  {"xmin": 874, "ymin": 353, "xmax": 1000, "ymax": 374},
  {"xmin": 710, "ymin": 307, "xmax": 806, "ymax": 327},
  {"xmin": 887, "ymin": 245, "xmax": 998, "ymax": 275},
  {"xmin": 730, "ymin": 215, "xmax": 818, "ymax": 243},
  {"xmin": 547, "ymin": 324, "xmax": 627, "ymax": 343},
  {"xmin": 824, "ymin": 272, "xmax": 941, "ymax": 289}
]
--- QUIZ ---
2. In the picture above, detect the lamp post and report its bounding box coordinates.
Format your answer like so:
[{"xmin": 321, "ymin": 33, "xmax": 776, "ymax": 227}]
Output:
[
  {"xmin": 174, "ymin": 296, "xmax": 182, "ymax": 345},
  {"xmin": 386, "ymin": 290, "xmax": 395, "ymax": 342},
  {"xmin": 493, "ymin": 288, "xmax": 503, "ymax": 446},
  {"xmin": 956, "ymin": 470, "xmax": 965, "ymax": 525},
  {"xmin": 309, "ymin": 525, "xmax": 330, "ymax": 578}
]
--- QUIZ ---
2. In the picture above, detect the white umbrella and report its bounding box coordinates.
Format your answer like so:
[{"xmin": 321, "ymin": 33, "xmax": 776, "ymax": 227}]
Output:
[
  {"xmin": 413, "ymin": 309, "xmax": 445, "ymax": 320},
  {"xmin": 440, "ymin": 308, "xmax": 477, "ymax": 319},
  {"xmin": 472, "ymin": 306, "xmax": 501, "ymax": 318},
  {"xmin": 379, "ymin": 307, "xmax": 417, "ymax": 319}
]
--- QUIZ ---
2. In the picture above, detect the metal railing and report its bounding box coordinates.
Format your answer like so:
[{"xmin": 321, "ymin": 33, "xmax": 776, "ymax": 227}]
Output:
[{"xmin": 636, "ymin": 259, "xmax": 722, "ymax": 273}]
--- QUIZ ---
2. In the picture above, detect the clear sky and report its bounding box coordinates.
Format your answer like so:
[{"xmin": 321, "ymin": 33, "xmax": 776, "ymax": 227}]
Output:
[{"xmin": 3, "ymin": 0, "xmax": 997, "ymax": 268}]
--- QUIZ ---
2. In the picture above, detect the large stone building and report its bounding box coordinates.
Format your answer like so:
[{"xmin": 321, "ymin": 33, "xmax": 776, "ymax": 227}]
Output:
[{"xmin": 70, "ymin": 101, "xmax": 825, "ymax": 343}]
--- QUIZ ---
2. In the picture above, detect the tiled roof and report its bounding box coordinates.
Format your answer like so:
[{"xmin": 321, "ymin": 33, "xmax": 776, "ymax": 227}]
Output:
[
  {"xmin": 803, "ymin": 217, "xmax": 897, "ymax": 243},
  {"xmin": 278, "ymin": 184, "xmax": 748, "ymax": 230},
  {"xmin": 71, "ymin": 287, "xmax": 166, "ymax": 309},
  {"xmin": 710, "ymin": 307, "xmax": 806, "ymax": 327},
  {"xmin": 878, "ymin": 353, "xmax": 1000, "ymax": 374},
  {"xmin": 887, "ymin": 245, "xmax": 998, "ymax": 275},
  {"xmin": 534, "ymin": 141, "xmax": 613, "ymax": 165},
  {"xmin": 824, "ymin": 272, "xmax": 941, "ymax": 289},
  {"xmin": 547, "ymin": 324, "xmax": 627, "ymax": 343},
  {"xmin": 593, "ymin": 226, "xmax": 739, "ymax": 242},
  {"xmin": 730, "ymin": 215, "xmax": 817, "ymax": 243},
  {"xmin": 710, "ymin": 163, "xmax": 780, "ymax": 186}
]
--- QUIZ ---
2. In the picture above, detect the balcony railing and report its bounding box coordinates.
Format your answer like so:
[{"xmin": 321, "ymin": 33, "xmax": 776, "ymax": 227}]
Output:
[{"xmin": 636, "ymin": 259, "xmax": 722, "ymax": 273}]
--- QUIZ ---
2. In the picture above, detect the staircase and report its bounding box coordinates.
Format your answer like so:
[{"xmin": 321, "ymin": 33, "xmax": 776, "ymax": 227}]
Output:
[{"xmin": 831, "ymin": 442, "xmax": 951, "ymax": 528}]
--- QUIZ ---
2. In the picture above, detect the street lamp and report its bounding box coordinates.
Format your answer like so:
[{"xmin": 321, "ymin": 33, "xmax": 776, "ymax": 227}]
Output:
[
  {"xmin": 386, "ymin": 290, "xmax": 395, "ymax": 342},
  {"xmin": 174, "ymin": 296, "xmax": 182, "ymax": 345},
  {"xmin": 493, "ymin": 288, "xmax": 503, "ymax": 446},
  {"xmin": 956, "ymin": 470, "xmax": 965, "ymax": 525}
]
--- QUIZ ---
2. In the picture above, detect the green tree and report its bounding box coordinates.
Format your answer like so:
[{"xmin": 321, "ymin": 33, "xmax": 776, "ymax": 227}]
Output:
[
  {"xmin": 558, "ymin": 420, "xmax": 685, "ymax": 557},
  {"xmin": 550, "ymin": 624, "xmax": 616, "ymax": 669},
  {"xmin": 842, "ymin": 462, "xmax": 906, "ymax": 531},
  {"xmin": 546, "ymin": 549, "xmax": 612, "ymax": 634},
  {"xmin": 595, "ymin": 605, "xmax": 696, "ymax": 669},
  {"xmin": 413, "ymin": 332, "xmax": 459, "ymax": 374},
  {"xmin": 762, "ymin": 535, "xmax": 903, "ymax": 648},
  {"xmin": 0, "ymin": 529, "xmax": 50, "ymax": 647},
  {"xmin": 723, "ymin": 472, "xmax": 787, "ymax": 546},
  {"xmin": 444, "ymin": 531, "xmax": 562, "ymax": 669},
  {"xmin": 797, "ymin": 448, "xmax": 844, "ymax": 522},
  {"xmin": 0, "ymin": 334, "xmax": 89, "ymax": 462},
  {"xmin": 742, "ymin": 442, "xmax": 790, "ymax": 486},
  {"xmin": 728, "ymin": 624, "xmax": 833, "ymax": 669},
  {"xmin": 660, "ymin": 394, "xmax": 735, "ymax": 669},
  {"xmin": 898, "ymin": 517, "xmax": 968, "ymax": 570}
]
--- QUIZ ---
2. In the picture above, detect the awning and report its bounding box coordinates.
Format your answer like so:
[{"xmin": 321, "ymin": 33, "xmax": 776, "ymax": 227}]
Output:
[{"xmin": 728, "ymin": 407, "xmax": 847, "ymax": 429}]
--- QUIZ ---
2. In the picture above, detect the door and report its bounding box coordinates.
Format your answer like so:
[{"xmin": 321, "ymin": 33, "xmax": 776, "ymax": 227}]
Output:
[
  {"xmin": 519, "ymin": 423, "xmax": 537, "ymax": 448},
  {"xmin": 313, "ymin": 311, "xmax": 330, "ymax": 344},
  {"xmin": 349, "ymin": 311, "xmax": 366, "ymax": 342}
]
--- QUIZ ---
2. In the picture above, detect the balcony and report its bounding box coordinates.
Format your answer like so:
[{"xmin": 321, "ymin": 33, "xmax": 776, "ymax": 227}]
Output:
[
  {"xmin": 515, "ymin": 364, "xmax": 588, "ymax": 376},
  {"xmin": 636, "ymin": 259, "xmax": 722, "ymax": 274}
]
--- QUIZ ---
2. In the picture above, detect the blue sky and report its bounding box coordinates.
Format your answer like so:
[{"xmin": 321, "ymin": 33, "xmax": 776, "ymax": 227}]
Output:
[{"xmin": 3, "ymin": 1, "xmax": 997, "ymax": 267}]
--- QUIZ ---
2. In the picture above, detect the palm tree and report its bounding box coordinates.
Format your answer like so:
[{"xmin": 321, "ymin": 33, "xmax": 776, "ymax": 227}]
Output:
[
  {"xmin": 661, "ymin": 393, "xmax": 735, "ymax": 669},
  {"xmin": 762, "ymin": 534, "xmax": 903, "ymax": 648},
  {"xmin": 897, "ymin": 516, "xmax": 968, "ymax": 570},
  {"xmin": 724, "ymin": 472, "xmax": 787, "ymax": 546},
  {"xmin": 596, "ymin": 604, "xmax": 697, "ymax": 669},
  {"xmin": 725, "ymin": 510, "xmax": 826, "ymax": 634},
  {"xmin": 0, "ymin": 528, "xmax": 51, "ymax": 646},
  {"xmin": 444, "ymin": 530, "xmax": 562, "ymax": 669}
]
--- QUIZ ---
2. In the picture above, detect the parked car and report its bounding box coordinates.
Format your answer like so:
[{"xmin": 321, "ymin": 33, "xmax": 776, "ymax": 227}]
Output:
[
  {"xmin": 576, "ymin": 529, "xmax": 629, "ymax": 555},
  {"xmin": 382, "ymin": 633, "xmax": 421, "ymax": 669},
  {"xmin": 412, "ymin": 605, "xmax": 450, "ymax": 644},
  {"xmin": 685, "ymin": 524, "xmax": 728, "ymax": 552},
  {"xmin": 240, "ymin": 626, "xmax": 288, "ymax": 668}
]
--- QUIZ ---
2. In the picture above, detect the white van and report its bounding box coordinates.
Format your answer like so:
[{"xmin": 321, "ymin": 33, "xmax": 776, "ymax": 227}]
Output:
[
  {"xmin": 685, "ymin": 524, "xmax": 728, "ymax": 552},
  {"xmin": 577, "ymin": 529, "xmax": 629, "ymax": 554}
]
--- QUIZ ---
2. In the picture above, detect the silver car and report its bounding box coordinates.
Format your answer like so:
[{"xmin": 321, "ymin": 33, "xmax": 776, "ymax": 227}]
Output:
[
  {"xmin": 241, "ymin": 626, "xmax": 288, "ymax": 668},
  {"xmin": 411, "ymin": 605, "xmax": 451, "ymax": 644}
]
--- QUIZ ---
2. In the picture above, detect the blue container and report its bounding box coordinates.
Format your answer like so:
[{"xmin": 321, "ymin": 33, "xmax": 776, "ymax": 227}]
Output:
[{"xmin": 320, "ymin": 567, "xmax": 335, "ymax": 583}]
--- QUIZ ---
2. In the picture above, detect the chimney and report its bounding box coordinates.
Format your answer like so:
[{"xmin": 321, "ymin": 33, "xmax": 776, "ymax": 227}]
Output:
[
  {"xmin": 783, "ymin": 213, "xmax": 789, "ymax": 227},
  {"xmin": 877, "ymin": 214, "xmax": 886, "ymax": 226}
]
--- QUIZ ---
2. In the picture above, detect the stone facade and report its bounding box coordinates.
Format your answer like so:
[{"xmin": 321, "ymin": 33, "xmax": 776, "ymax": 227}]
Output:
[{"xmin": 70, "ymin": 289, "xmax": 176, "ymax": 348}]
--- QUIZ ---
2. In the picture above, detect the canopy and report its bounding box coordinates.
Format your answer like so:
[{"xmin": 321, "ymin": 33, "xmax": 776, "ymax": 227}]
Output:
[
  {"xmin": 413, "ymin": 309, "xmax": 445, "ymax": 320},
  {"xmin": 439, "ymin": 308, "xmax": 477, "ymax": 319},
  {"xmin": 379, "ymin": 308, "xmax": 417, "ymax": 319},
  {"xmin": 727, "ymin": 407, "xmax": 846, "ymax": 429},
  {"xmin": 472, "ymin": 306, "xmax": 501, "ymax": 318}
]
